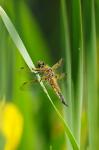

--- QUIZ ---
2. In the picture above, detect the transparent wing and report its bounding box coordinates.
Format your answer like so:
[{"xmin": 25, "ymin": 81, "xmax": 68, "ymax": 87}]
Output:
[
  {"xmin": 20, "ymin": 78, "xmax": 38, "ymax": 91},
  {"xmin": 18, "ymin": 67, "xmax": 42, "ymax": 77},
  {"xmin": 55, "ymin": 73, "xmax": 66, "ymax": 80},
  {"xmin": 52, "ymin": 58, "xmax": 63, "ymax": 70}
]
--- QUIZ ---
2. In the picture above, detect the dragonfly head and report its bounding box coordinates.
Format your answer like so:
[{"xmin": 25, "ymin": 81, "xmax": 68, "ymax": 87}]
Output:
[{"xmin": 37, "ymin": 61, "xmax": 45, "ymax": 68}]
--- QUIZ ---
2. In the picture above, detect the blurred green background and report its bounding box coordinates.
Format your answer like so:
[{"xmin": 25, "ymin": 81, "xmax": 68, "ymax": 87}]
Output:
[{"xmin": 0, "ymin": 0, "xmax": 99, "ymax": 150}]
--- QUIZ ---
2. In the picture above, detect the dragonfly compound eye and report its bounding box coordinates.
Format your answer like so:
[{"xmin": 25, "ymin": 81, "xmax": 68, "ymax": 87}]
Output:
[{"xmin": 37, "ymin": 61, "xmax": 45, "ymax": 68}]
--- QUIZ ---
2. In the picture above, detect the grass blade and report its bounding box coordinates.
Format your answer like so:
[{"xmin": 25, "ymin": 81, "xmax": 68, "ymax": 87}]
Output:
[
  {"xmin": 82, "ymin": 0, "xmax": 98, "ymax": 149},
  {"xmin": 0, "ymin": 6, "xmax": 79, "ymax": 150},
  {"xmin": 60, "ymin": 0, "xmax": 83, "ymax": 148},
  {"xmin": 0, "ymin": 6, "xmax": 35, "ymax": 71}
]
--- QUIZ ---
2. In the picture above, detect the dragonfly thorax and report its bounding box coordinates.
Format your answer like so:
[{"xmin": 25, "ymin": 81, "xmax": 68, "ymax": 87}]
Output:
[{"xmin": 44, "ymin": 67, "xmax": 55, "ymax": 80}]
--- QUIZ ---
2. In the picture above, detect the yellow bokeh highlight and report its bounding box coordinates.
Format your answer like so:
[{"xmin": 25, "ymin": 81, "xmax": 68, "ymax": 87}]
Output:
[{"xmin": 0, "ymin": 102, "xmax": 23, "ymax": 150}]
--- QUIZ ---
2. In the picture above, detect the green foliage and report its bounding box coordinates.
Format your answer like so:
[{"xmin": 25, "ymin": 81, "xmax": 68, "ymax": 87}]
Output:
[{"xmin": 0, "ymin": 0, "xmax": 99, "ymax": 150}]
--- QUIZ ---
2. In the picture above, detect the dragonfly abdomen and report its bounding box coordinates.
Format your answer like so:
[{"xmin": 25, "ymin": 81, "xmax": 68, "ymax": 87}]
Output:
[
  {"xmin": 49, "ymin": 78, "xmax": 68, "ymax": 106},
  {"xmin": 57, "ymin": 91, "xmax": 68, "ymax": 107}
]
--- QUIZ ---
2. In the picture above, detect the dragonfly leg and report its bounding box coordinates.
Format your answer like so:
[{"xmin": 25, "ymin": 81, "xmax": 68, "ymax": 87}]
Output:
[
  {"xmin": 32, "ymin": 68, "xmax": 41, "ymax": 72},
  {"xmin": 32, "ymin": 67, "xmax": 45, "ymax": 73}
]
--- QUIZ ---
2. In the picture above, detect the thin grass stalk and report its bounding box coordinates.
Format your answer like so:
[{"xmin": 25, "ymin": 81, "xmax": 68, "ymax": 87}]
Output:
[
  {"xmin": 61, "ymin": 0, "xmax": 83, "ymax": 148},
  {"xmin": 71, "ymin": 0, "xmax": 83, "ymax": 145},
  {"xmin": 60, "ymin": 0, "xmax": 73, "ymax": 149},
  {"xmin": 60, "ymin": 0, "xmax": 72, "ymax": 123},
  {"xmin": 83, "ymin": 0, "xmax": 98, "ymax": 149}
]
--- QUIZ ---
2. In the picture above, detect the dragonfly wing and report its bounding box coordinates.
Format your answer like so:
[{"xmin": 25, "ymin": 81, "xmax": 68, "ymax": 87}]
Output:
[
  {"xmin": 52, "ymin": 58, "xmax": 63, "ymax": 70},
  {"xmin": 19, "ymin": 66, "xmax": 31, "ymax": 73},
  {"xmin": 20, "ymin": 79, "xmax": 38, "ymax": 91},
  {"xmin": 55, "ymin": 73, "xmax": 66, "ymax": 80}
]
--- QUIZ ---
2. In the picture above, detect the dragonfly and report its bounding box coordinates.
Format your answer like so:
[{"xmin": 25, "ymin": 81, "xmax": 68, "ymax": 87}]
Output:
[{"xmin": 21, "ymin": 58, "xmax": 68, "ymax": 106}]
